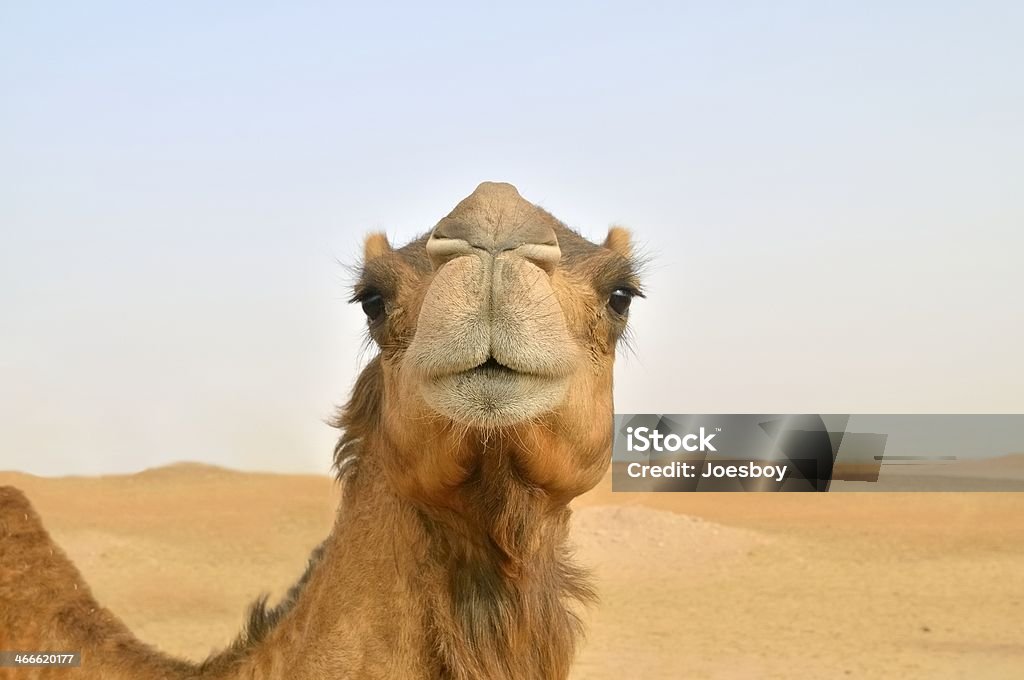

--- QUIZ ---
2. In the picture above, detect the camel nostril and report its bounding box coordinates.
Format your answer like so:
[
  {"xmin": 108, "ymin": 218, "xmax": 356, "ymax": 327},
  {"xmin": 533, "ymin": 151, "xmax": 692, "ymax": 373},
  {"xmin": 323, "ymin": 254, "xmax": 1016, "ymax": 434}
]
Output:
[
  {"xmin": 512, "ymin": 241, "xmax": 561, "ymax": 274},
  {"xmin": 425, "ymin": 233, "xmax": 475, "ymax": 270},
  {"xmin": 426, "ymin": 229, "xmax": 561, "ymax": 273}
]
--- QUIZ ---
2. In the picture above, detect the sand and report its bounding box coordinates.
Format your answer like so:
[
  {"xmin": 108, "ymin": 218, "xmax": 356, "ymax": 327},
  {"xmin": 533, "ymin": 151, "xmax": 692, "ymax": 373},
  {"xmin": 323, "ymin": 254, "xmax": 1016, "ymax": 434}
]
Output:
[{"xmin": 1, "ymin": 463, "xmax": 1022, "ymax": 679}]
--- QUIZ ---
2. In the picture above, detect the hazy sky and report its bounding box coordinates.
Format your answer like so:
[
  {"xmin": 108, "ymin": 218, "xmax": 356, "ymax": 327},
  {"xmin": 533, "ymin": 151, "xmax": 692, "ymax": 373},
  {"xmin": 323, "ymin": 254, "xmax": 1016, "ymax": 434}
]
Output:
[{"xmin": 2, "ymin": 2, "xmax": 1022, "ymax": 475}]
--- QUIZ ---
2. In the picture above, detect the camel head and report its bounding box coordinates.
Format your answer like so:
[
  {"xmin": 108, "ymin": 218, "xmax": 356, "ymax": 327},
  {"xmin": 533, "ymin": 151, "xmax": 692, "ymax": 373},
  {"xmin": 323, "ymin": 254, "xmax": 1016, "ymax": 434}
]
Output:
[{"xmin": 339, "ymin": 182, "xmax": 641, "ymax": 512}]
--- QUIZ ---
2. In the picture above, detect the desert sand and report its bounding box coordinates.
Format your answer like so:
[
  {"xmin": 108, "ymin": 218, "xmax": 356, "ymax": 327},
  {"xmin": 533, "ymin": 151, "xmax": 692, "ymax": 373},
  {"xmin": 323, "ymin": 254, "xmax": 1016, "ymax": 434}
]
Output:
[{"xmin": 1, "ymin": 464, "xmax": 1022, "ymax": 679}]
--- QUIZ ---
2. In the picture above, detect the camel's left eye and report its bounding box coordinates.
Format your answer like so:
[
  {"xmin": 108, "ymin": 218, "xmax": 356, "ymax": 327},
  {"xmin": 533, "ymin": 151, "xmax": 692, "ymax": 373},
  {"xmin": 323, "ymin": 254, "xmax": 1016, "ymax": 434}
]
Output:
[
  {"xmin": 360, "ymin": 293, "xmax": 386, "ymax": 322},
  {"xmin": 608, "ymin": 288, "xmax": 633, "ymax": 316}
]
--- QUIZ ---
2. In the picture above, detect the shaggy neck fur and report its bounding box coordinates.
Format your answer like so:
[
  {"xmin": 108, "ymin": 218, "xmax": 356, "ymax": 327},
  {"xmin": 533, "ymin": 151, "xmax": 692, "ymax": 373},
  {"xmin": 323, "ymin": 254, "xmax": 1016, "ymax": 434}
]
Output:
[{"xmin": 203, "ymin": 432, "xmax": 593, "ymax": 680}]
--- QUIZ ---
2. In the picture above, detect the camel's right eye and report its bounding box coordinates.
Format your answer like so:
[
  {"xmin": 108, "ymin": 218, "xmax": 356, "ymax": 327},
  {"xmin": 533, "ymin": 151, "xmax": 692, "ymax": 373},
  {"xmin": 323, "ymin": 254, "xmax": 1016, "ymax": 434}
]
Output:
[{"xmin": 360, "ymin": 293, "xmax": 386, "ymax": 323}]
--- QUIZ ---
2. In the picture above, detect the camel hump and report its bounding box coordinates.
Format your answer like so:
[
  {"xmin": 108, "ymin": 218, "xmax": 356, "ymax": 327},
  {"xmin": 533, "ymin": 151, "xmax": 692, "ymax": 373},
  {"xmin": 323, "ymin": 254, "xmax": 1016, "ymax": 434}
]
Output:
[
  {"xmin": 0, "ymin": 485, "xmax": 67, "ymax": 584},
  {"xmin": 0, "ymin": 486, "xmax": 46, "ymax": 538},
  {"xmin": 0, "ymin": 485, "xmax": 33, "ymax": 510},
  {"xmin": 0, "ymin": 486, "xmax": 195, "ymax": 679},
  {"xmin": 0, "ymin": 485, "xmax": 75, "ymax": 590}
]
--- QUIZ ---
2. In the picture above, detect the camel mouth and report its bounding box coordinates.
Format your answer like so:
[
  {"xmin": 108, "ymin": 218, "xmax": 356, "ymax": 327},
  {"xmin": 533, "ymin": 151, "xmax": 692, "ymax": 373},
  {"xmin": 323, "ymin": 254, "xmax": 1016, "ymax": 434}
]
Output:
[
  {"xmin": 464, "ymin": 356, "xmax": 518, "ymax": 378},
  {"xmin": 422, "ymin": 354, "xmax": 567, "ymax": 382},
  {"xmin": 451, "ymin": 355, "xmax": 571, "ymax": 383},
  {"xmin": 419, "ymin": 357, "xmax": 571, "ymax": 426}
]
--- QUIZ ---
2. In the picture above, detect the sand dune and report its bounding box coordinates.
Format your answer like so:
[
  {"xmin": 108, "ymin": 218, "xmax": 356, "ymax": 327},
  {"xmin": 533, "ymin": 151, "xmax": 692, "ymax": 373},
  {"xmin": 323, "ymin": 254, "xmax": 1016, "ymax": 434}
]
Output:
[{"xmin": 1, "ymin": 465, "xmax": 1023, "ymax": 678}]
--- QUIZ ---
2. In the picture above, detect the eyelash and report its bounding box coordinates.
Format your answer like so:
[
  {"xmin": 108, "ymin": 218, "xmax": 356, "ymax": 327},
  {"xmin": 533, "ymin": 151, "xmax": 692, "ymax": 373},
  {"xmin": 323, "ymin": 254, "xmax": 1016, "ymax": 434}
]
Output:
[{"xmin": 352, "ymin": 288, "xmax": 387, "ymax": 324}]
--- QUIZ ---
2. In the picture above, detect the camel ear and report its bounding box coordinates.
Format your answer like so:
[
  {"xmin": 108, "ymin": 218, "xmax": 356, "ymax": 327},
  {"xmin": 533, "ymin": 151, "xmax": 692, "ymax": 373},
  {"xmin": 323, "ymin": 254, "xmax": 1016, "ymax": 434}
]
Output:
[
  {"xmin": 363, "ymin": 232, "xmax": 392, "ymax": 262},
  {"xmin": 603, "ymin": 226, "xmax": 633, "ymax": 259}
]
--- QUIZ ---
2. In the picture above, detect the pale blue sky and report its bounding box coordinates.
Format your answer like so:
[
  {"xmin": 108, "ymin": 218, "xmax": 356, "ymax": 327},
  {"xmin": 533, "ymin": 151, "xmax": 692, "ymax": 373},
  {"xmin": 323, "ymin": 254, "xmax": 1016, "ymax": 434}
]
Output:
[{"xmin": 2, "ymin": 2, "xmax": 1022, "ymax": 475}]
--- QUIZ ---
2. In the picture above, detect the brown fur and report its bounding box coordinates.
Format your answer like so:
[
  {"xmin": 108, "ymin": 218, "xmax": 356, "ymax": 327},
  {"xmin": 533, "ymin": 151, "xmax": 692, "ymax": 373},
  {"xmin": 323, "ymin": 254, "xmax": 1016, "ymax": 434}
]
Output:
[{"xmin": 0, "ymin": 183, "xmax": 641, "ymax": 679}]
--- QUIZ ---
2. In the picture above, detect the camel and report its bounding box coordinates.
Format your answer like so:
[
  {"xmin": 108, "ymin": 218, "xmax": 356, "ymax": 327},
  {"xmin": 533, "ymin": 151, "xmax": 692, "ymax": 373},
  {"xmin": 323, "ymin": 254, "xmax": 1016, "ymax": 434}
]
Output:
[{"xmin": 0, "ymin": 182, "xmax": 643, "ymax": 680}]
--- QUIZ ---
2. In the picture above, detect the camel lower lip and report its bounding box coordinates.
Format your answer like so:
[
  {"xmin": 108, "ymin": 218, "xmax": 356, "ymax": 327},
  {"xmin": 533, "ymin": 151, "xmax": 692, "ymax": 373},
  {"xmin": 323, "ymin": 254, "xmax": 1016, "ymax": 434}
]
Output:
[
  {"xmin": 455, "ymin": 366, "xmax": 562, "ymax": 383},
  {"xmin": 464, "ymin": 363, "xmax": 518, "ymax": 379},
  {"xmin": 452, "ymin": 368, "xmax": 533, "ymax": 387}
]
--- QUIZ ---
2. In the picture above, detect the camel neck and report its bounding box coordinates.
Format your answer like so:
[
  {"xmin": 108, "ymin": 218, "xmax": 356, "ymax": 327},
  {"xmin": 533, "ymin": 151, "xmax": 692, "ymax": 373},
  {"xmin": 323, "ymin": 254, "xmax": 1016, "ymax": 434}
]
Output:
[{"xmin": 232, "ymin": 449, "xmax": 590, "ymax": 680}]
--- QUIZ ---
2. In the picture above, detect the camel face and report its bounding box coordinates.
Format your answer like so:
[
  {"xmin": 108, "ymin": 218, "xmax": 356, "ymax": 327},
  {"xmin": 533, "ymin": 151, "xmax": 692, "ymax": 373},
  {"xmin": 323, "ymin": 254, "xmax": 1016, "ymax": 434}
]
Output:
[
  {"xmin": 408, "ymin": 182, "xmax": 581, "ymax": 426},
  {"xmin": 351, "ymin": 182, "xmax": 640, "ymax": 499}
]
